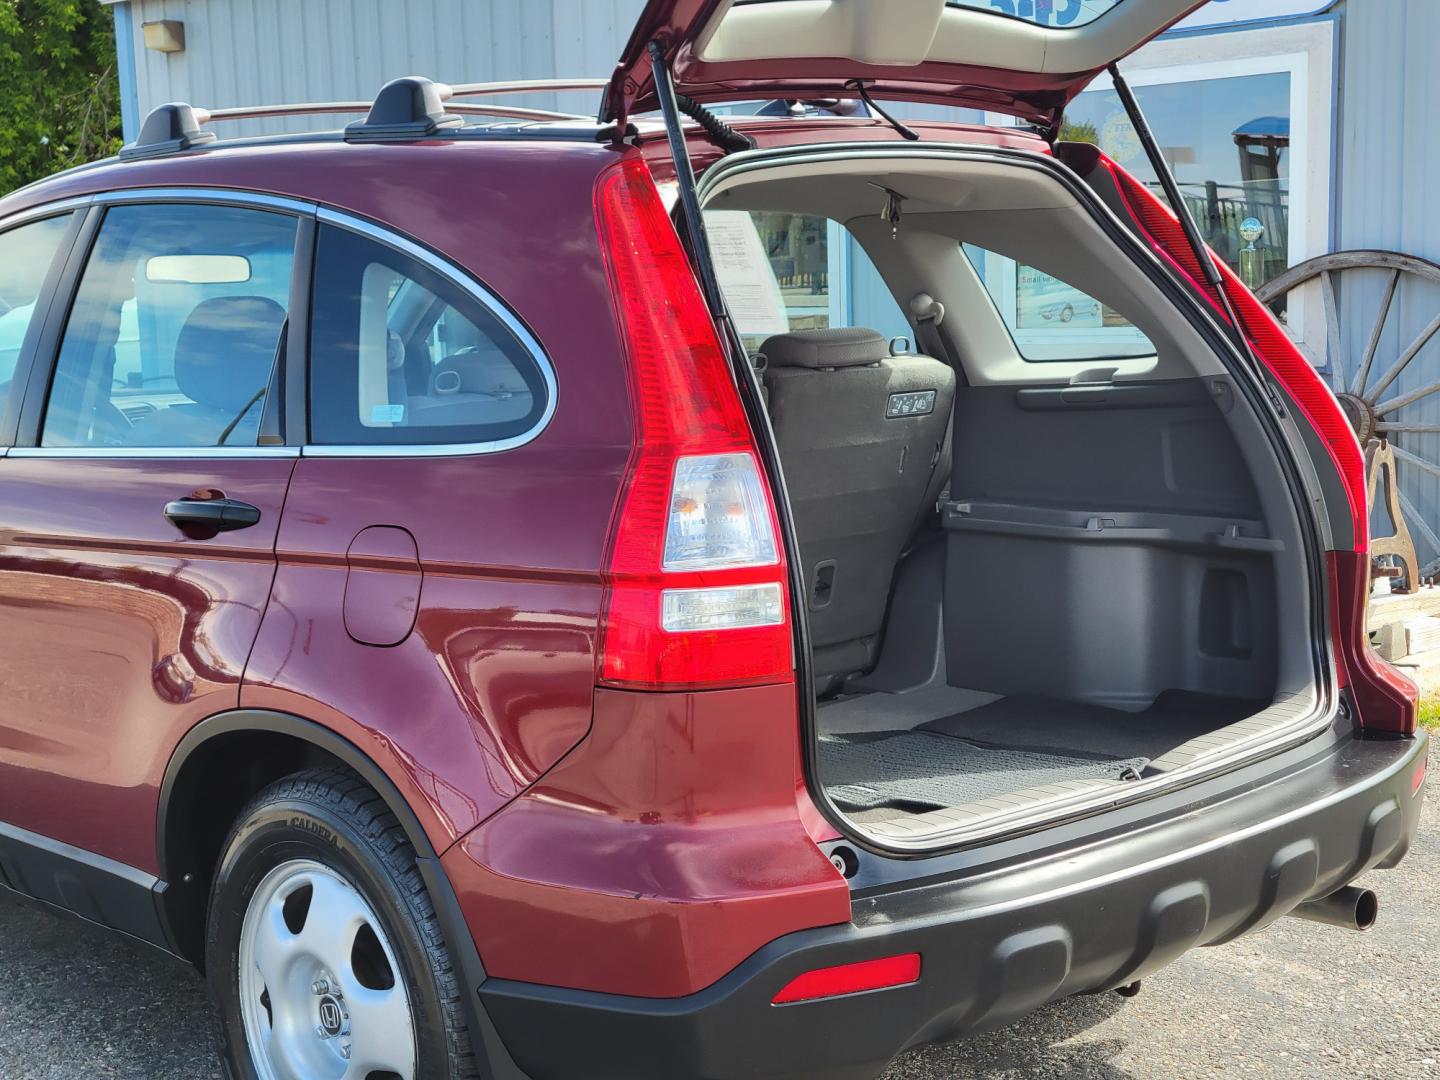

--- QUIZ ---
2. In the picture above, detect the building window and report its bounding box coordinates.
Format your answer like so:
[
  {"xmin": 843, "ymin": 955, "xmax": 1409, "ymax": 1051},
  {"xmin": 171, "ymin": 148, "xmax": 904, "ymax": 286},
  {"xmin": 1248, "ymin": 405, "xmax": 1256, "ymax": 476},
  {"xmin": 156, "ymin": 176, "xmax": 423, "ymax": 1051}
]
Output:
[
  {"xmin": 1063, "ymin": 21, "xmax": 1336, "ymax": 355},
  {"xmin": 1066, "ymin": 69, "xmax": 1293, "ymax": 288}
]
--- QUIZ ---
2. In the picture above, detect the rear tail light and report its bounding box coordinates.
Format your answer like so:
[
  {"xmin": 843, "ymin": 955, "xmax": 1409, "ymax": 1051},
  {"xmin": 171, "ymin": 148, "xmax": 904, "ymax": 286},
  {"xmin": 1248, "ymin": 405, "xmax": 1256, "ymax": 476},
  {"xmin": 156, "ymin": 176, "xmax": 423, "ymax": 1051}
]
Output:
[
  {"xmin": 1100, "ymin": 157, "xmax": 1415, "ymax": 733},
  {"xmin": 772, "ymin": 953, "xmax": 922, "ymax": 1005},
  {"xmin": 594, "ymin": 157, "xmax": 793, "ymax": 690}
]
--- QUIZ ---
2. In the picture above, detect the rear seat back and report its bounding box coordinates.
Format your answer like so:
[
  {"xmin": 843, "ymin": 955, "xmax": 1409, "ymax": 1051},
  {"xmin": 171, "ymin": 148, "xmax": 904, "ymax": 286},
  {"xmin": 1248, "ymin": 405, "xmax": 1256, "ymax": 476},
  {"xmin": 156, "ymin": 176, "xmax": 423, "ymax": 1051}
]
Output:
[{"xmin": 760, "ymin": 327, "xmax": 955, "ymax": 685}]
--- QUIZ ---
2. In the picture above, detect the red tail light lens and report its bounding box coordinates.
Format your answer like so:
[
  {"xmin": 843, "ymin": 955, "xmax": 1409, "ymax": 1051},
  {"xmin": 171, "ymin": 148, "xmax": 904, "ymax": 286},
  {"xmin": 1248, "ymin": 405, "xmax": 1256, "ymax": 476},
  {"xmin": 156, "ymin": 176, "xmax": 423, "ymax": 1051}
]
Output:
[
  {"xmin": 772, "ymin": 953, "xmax": 922, "ymax": 1005},
  {"xmin": 594, "ymin": 157, "xmax": 793, "ymax": 690},
  {"xmin": 1100, "ymin": 157, "xmax": 1369, "ymax": 552}
]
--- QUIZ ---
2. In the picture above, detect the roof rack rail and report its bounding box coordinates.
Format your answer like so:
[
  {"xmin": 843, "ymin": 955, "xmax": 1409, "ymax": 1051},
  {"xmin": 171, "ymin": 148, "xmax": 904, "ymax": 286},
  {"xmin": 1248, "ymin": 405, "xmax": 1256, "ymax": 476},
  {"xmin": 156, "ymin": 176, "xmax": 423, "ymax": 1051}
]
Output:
[
  {"xmin": 447, "ymin": 78, "xmax": 608, "ymax": 98},
  {"xmin": 204, "ymin": 100, "xmax": 583, "ymax": 125},
  {"xmin": 120, "ymin": 75, "xmax": 610, "ymax": 158}
]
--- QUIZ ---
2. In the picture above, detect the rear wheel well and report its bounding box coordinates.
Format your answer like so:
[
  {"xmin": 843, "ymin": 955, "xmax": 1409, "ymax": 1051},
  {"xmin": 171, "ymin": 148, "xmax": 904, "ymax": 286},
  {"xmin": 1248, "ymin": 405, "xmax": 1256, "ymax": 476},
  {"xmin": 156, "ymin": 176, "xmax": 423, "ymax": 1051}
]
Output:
[{"xmin": 160, "ymin": 728, "xmax": 345, "ymax": 964}]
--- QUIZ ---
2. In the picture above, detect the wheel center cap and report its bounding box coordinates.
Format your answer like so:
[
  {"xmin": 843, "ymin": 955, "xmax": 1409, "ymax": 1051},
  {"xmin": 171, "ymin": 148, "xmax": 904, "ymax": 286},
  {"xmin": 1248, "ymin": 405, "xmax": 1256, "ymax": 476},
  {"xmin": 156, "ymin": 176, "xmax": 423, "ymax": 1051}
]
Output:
[{"xmin": 318, "ymin": 994, "xmax": 347, "ymax": 1039}]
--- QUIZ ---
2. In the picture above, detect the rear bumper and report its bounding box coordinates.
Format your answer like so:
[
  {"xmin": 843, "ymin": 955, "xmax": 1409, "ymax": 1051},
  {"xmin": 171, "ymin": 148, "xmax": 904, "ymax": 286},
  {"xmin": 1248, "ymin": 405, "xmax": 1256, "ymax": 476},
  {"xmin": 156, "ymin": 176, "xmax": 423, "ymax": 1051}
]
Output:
[{"xmin": 478, "ymin": 729, "xmax": 1428, "ymax": 1080}]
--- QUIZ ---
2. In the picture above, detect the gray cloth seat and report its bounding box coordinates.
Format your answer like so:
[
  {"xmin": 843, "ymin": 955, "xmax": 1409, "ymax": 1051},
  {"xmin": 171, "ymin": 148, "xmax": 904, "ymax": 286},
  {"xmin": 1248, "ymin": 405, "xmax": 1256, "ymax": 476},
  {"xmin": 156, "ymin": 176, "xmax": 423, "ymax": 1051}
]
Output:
[
  {"xmin": 760, "ymin": 327, "xmax": 955, "ymax": 685},
  {"xmin": 124, "ymin": 295, "xmax": 285, "ymax": 447}
]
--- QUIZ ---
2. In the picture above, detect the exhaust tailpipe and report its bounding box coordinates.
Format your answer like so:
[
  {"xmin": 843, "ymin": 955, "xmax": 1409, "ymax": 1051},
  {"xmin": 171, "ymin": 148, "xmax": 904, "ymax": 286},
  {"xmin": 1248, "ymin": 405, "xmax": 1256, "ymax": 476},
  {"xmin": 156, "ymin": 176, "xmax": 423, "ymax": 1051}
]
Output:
[{"xmin": 1287, "ymin": 886, "xmax": 1379, "ymax": 931}]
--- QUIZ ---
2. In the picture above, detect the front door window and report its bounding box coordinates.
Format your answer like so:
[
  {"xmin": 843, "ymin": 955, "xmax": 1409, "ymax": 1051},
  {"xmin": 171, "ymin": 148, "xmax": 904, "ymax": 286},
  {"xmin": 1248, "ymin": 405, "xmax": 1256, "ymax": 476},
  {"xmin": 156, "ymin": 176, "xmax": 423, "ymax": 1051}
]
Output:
[{"xmin": 41, "ymin": 202, "xmax": 297, "ymax": 449}]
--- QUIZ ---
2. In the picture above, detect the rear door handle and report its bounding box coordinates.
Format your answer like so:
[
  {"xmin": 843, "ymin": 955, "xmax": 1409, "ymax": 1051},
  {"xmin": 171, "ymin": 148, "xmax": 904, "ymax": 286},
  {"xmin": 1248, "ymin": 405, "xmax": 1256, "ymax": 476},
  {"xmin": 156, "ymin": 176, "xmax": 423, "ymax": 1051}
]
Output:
[{"xmin": 164, "ymin": 497, "xmax": 262, "ymax": 534}]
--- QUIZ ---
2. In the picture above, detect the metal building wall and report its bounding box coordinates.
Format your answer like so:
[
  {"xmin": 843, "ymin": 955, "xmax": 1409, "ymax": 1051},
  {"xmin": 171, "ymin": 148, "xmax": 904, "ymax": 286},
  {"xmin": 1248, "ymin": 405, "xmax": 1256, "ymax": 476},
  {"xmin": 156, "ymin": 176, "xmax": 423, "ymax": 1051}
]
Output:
[
  {"xmin": 1334, "ymin": 0, "xmax": 1440, "ymax": 565},
  {"xmin": 116, "ymin": 0, "xmax": 646, "ymax": 136}
]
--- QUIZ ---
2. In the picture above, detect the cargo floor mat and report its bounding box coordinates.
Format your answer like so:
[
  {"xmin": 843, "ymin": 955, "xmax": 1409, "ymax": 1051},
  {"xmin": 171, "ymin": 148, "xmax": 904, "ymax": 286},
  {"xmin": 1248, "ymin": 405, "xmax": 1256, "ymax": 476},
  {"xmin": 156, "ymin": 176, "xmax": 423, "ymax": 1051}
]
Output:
[
  {"xmin": 919, "ymin": 691, "xmax": 1264, "ymax": 761},
  {"xmin": 819, "ymin": 731, "xmax": 1147, "ymax": 811}
]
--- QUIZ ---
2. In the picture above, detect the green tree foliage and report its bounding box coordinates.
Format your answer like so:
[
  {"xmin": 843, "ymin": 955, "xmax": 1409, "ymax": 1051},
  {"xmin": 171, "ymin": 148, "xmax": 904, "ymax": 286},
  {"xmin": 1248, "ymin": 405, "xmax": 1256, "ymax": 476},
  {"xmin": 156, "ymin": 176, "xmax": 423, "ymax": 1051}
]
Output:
[
  {"xmin": 1059, "ymin": 119, "xmax": 1100, "ymax": 146},
  {"xmin": 0, "ymin": 0, "xmax": 122, "ymax": 193}
]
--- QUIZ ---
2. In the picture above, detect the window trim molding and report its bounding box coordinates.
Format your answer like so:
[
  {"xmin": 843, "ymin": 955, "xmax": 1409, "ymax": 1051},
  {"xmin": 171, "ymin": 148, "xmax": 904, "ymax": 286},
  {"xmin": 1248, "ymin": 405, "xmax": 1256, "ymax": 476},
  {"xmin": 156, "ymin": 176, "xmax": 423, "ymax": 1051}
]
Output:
[
  {"xmin": 303, "ymin": 207, "xmax": 558, "ymax": 459},
  {"xmin": 0, "ymin": 188, "xmax": 557, "ymax": 461},
  {"xmin": 0, "ymin": 195, "xmax": 97, "ymax": 232},
  {"xmin": 94, "ymin": 187, "xmax": 318, "ymax": 216}
]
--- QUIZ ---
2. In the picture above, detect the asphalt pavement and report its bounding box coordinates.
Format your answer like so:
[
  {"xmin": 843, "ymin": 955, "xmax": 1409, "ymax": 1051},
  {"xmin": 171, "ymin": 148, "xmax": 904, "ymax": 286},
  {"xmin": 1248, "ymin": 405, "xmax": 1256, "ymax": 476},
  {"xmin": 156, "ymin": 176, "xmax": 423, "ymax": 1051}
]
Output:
[{"xmin": 2, "ymin": 795, "xmax": 1435, "ymax": 1080}]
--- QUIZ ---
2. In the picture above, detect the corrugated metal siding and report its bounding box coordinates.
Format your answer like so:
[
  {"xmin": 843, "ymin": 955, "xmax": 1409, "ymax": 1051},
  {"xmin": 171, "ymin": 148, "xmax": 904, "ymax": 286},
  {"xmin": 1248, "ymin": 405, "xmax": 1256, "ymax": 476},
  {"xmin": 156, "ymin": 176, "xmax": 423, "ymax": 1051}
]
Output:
[
  {"xmin": 123, "ymin": 0, "xmax": 646, "ymax": 136},
  {"xmin": 1335, "ymin": 0, "xmax": 1440, "ymax": 565}
]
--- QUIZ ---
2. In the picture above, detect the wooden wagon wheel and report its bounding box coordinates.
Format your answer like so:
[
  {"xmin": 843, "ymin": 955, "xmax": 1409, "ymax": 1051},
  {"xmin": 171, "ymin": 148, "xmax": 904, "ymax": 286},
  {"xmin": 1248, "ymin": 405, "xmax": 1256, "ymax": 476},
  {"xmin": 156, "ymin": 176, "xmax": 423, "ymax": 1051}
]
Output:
[{"xmin": 1258, "ymin": 250, "xmax": 1440, "ymax": 589}]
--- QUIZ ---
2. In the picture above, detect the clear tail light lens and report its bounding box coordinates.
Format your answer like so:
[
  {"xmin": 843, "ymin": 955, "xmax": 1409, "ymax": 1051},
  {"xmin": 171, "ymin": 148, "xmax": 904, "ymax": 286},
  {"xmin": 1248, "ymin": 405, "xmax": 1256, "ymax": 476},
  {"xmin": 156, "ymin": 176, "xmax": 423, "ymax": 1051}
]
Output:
[
  {"xmin": 662, "ymin": 583, "xmax": 785, "ymax": 633},
  {"xmin": 664, "ymin": 453, "xmax": 779, "ymax": 571}
]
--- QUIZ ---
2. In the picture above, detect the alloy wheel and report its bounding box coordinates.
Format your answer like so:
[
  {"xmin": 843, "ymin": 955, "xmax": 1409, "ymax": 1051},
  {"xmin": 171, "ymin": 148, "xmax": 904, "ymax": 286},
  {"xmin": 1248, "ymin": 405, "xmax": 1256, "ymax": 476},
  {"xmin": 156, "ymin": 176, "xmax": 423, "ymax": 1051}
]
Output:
[{"xmin": 237, "ymin": 859, "xmax": 416, "ymax": 1080}]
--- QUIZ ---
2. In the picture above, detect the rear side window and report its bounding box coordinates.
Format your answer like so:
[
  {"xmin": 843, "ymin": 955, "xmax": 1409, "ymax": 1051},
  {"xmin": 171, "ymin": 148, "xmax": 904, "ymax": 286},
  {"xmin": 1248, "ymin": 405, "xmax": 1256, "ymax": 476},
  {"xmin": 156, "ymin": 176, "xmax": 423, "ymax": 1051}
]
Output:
[
  {"xmin": 42, "ymin": 203, "xmax": 297, "ymax": 448},
  {"xmin": 962, "ymin": 244, "xmax": 1156, "ymax": 363},
  {"xmin": 307, "ymin": 225, "xmax": 549, "ymax": 448},
  {"xmin": 0, "ymin": 213, "xmax": 74, "ymax": 419}
]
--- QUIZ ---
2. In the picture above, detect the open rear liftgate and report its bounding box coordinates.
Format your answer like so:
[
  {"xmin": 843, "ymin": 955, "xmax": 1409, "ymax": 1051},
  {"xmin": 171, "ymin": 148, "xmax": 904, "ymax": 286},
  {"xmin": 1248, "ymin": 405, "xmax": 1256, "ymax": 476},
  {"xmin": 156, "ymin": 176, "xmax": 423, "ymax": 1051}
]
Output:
[{"xmin": 642, "ymin": 44, "xmax": 1294, "ymax": 837}]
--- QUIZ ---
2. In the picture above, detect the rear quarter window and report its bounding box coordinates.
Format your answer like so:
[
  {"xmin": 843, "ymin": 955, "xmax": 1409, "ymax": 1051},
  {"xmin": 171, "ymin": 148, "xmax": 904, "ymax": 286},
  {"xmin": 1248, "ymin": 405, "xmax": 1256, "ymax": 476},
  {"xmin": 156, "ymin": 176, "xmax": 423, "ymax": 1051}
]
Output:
[
  {"xmin": 308, "ymin": 224, "xmax": 551, "ymax": 449},
  {"xmin": 962, "ymin": 243, "xmax": 1157, "ymax": 363}
]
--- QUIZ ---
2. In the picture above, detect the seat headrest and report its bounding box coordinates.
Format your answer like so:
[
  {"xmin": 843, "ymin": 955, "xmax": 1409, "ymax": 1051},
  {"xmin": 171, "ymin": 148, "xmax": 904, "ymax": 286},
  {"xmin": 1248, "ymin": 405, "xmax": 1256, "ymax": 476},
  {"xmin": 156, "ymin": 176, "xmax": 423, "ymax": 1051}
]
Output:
[
  {"xmin": 760, "ymin": 327, "xmax": 888, "ymax": 370},
  {"xmin": 432, "ymin": 347, "xmax": 529, "ymax": 397},
  {"xmin": 173, "ymin": 296, "xmax": 286, "ymax": 411}
]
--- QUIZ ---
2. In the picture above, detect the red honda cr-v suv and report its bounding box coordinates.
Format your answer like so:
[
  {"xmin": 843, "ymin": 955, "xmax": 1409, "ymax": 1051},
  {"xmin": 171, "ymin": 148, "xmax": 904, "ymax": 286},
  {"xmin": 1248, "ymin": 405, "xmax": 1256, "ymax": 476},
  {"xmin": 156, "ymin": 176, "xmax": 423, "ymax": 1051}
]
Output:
[{"xmin": 0, "ymin": 2, "xmax": 1427, "ymax": 1079}]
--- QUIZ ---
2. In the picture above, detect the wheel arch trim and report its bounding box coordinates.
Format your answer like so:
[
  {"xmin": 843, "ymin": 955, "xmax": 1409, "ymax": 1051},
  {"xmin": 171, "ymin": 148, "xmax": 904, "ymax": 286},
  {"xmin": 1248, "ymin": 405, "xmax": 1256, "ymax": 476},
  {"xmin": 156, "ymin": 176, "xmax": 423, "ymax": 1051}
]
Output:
[{"xmin": 157, "ymin": 708, "xmax": 446, "ymax": 881}]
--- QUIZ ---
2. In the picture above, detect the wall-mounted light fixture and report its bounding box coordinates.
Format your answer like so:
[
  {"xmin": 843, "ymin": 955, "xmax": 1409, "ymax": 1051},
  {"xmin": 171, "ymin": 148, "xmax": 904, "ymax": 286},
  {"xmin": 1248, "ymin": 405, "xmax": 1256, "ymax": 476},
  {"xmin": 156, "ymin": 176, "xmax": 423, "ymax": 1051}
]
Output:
[{"xmin": 142, "ymin": 20, "xmax": 186, "ymax": 53}]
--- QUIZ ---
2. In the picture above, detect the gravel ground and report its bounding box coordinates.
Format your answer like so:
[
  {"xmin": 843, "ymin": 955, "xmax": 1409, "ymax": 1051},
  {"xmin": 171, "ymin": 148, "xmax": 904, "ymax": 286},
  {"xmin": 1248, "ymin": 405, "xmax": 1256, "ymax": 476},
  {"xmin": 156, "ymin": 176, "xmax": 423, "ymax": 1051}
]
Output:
[{"xmin": 1, "ymin": 795, "xmax": 1434, "ymax": 1080}]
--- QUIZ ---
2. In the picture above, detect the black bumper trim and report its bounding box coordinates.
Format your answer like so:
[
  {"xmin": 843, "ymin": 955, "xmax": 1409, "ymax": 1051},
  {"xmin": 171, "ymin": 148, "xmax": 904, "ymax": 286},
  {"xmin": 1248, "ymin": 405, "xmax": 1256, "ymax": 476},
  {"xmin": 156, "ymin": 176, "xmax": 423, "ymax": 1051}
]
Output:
[{"xmin": 478, "ymin": 731, "xmax": 1427, "ymax": 1080}]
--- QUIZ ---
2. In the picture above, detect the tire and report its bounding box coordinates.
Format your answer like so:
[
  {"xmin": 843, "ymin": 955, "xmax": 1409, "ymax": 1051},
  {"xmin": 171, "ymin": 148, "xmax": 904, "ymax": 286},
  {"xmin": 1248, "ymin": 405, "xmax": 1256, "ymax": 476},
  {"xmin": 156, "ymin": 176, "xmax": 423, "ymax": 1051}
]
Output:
[
  {"xmin": 206, "ymin": 766, "xmax": 480, "ymax": 1080},
  {"xmin": 1060, "ymin": 304, "xmax": 1074, "ymax": 322}
]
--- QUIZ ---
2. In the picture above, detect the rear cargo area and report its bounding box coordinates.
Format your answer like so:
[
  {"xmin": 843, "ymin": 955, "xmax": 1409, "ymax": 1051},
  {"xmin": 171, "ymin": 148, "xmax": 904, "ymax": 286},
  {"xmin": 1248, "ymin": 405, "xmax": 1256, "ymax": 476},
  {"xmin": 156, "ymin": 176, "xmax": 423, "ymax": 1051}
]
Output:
[{"xmin": 702, "ymin": 148, "xmax": 1320, "ymax": 846}]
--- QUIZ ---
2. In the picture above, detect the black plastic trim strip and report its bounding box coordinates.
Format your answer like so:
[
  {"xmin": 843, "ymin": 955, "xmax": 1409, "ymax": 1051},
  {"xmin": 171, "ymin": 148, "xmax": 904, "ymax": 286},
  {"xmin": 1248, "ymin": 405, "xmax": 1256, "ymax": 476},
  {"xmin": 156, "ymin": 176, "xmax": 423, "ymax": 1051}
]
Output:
[
  {"xmin": 283, "ymin": 216, "xmax": 317, "ymax": 446},
  {"xmin": 0, "ymin": 819, "xmax": 173, "ymax": 953}
]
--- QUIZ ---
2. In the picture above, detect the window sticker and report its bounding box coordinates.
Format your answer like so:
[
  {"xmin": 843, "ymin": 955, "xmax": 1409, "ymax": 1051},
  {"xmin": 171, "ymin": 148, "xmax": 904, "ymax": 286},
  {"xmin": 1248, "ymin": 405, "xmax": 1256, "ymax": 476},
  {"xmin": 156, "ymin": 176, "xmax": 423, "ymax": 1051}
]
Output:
[
  {"xmin": 370, "ymin": 403, "xmax": 405, "ymax": 425},
  {"xmin": 704, "ymin": 210, "xmax": 790, "ymax": 338}
]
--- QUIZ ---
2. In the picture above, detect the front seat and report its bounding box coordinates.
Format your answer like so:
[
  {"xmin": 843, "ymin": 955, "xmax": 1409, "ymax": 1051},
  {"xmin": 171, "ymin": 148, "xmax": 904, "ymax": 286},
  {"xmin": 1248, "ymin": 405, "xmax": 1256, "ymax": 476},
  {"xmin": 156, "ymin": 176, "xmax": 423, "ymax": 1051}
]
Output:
[
  {"xmin": 760, "ymin": 327, "xmax": 956, "ymax": 687},
  {"xmin": 125, "ymin": 295, "xmax": 286, "ymax": 447}
]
